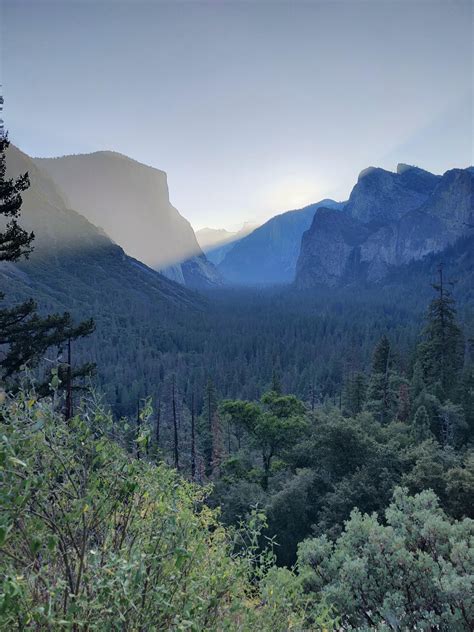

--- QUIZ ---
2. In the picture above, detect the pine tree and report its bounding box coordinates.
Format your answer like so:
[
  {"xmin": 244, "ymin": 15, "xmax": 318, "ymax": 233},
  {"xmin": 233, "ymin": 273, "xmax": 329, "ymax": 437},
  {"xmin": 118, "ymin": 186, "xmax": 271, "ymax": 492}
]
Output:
[
  {"xmin": 0, "ymin": 101, "xmax": 95, "ymax": 387},
  {"xmin": 397, "ymin": 382, "xmax": 411, "ymax": 422},
  {"xmin": 418, "ymin": 265, "xmax": 464, "ymax": 401},
  {"xmin": 411, "ymin": 405, "xmax": 431, "ymax": 442},
  {"xmin": 171, "ymin": 375, "xmax": 179, "ymax": 470},
  {"xmin": 0, "ymin": 100, "xmax": 33, "ymax": 261},
  {"xmin": 343, "ymin": 372, "xmax": 367, "ymax": 417},
  {"xmin": 199, "ymin": 378, "xmax": 217, "ymax": 476},
  {"xmin": 57, "ymin": 321, "xmax": 96, "ymax": 420},
  {"xmin": 438, "ymin": 401, "xmax": 465, "ymax": 447},
  {"xmin": 190, "ymin": 392, "xmax": 196, "ymax": 480},
  {"xmin": 210, "ymin": 410, "xmax": 224, "ymax": 478},
  {"xmin": 372, "ymin": 335, "xmax": 391, "ymax": 374},
  {"xmin": 365, "ymin": 336, "xmax": 399, "ymax": 423},
  {"xmin": 271, "ymin": 369, "xmax": 282, "ymax": 395}
]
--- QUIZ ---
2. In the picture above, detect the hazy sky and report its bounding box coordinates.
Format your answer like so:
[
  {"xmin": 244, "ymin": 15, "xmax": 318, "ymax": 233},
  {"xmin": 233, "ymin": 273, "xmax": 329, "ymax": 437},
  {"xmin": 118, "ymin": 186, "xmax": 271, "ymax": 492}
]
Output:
[{"xmin": 1, "ymin": 0, "xmax": 472, "ymax": 230}]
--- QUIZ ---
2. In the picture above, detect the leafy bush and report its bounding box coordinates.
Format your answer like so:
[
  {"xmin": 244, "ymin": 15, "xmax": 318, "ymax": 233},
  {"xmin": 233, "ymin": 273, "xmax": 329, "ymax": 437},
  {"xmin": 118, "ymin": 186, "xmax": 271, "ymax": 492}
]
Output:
[
  {"xmin": 0, "ymin": 390, "xmax": 326, "ymax": 630},
  {"xmin": 298, "ymin": 487, "xmax": 474, "ymax": 630}
]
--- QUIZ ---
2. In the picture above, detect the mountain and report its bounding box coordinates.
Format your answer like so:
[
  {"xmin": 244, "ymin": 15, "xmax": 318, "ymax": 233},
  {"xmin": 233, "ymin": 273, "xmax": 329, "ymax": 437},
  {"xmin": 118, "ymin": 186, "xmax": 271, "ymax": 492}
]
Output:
[
  {"xmin": 217, "ymin": 200, "xmax": 344, "ymax": 285},
  {"xmin": 1, "ymin": 145, "xmax": 201, "ymax": 407},
  {"xmin": 196, "ymin": 227, "xmax": 237, "ymax": 251},
  {"xmin": 295, "ymin": 164, "xmax": 473, "ymax": 288},
  {"xmin": 35, "ymin": 151, "xmax": 221, "ymax": 289},
  {"xmin": 345, "ymin": 163, "xmax": 441, "ymax": 225},
  {"xmin": 196, "ymin": 223, "xmax": 259, "ymax": 265}
]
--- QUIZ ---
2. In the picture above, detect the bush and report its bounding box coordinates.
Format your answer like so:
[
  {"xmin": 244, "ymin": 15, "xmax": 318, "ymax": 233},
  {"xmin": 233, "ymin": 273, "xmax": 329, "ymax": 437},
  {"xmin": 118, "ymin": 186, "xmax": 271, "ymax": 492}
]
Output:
[
  {"xmin": 0, "ymin": 391, "xmax": 322, "ymax": 631},
  {"xmin": 298, "ymin": 487, "xmax": 474, "ymax": 630}
]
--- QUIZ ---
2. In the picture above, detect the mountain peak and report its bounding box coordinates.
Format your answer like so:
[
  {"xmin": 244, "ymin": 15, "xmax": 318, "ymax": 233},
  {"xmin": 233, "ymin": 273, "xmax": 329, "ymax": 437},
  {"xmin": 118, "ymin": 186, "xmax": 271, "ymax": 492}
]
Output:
[
  {"xmin": 357, "ymin": 166, "xmax": 380, "ymax": 181},
  {"xmin": 397, "ymin": 163, "xmax": 417, "ymax": 174}
]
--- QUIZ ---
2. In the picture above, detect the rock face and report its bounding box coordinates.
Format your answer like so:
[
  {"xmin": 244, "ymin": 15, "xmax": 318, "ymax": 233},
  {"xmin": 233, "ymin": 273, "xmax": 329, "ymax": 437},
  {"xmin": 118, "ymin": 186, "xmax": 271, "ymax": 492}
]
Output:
[
  {"xmin": 346, "ymin": 164, "xmax": 441, "ymax": 224},
  {"xmin": 35, "ymin": 151, "xmax": 221, "ymax": 289},
  {"xmin": 3, "ymin": 145, "xmax": 198, "ymax": 310},
  {"xmin": 295, "ymin": 165, "xmax": 473, "ymax": 288},
  {"xmin": 217, "ymin": 200, "xmax": 344, "ymax": 285}
]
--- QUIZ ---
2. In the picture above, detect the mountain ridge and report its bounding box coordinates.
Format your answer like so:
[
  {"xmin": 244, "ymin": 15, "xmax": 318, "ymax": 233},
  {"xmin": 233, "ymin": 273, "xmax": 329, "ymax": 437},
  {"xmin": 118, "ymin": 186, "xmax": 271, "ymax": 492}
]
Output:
[{"xmin": 296, "ymin": 164, "xmax": 473, "ymax": 288}]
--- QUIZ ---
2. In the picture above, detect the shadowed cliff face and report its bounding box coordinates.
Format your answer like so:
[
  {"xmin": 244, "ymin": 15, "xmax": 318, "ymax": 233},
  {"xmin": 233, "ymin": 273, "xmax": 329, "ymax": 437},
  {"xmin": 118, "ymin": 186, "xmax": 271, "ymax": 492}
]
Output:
[
  {"xmin": 35, "ymin": 152, "xmax": 221, "ymax": 289},
  {"xmin": 295, "ymin": 164, "xmax": 473, "ymax": 288},
  {"xmin": 3, "ymin": 145, "xmax": 197, "ymax": 309},
  {"xmin": 344, "ymin": 164, "xmax": 440, "ymax": 225},
  {"xmin": 217, "ymin": 199, "xmax": 344, "ymax": 285}
]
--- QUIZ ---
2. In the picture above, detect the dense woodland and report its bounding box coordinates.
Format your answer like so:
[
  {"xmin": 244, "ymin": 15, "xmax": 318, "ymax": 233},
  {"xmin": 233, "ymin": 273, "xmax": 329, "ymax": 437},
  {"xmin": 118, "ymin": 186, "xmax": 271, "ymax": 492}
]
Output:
[{"xmin": 1, "ymin": 119, "xmax": 474, "ymax": 629}]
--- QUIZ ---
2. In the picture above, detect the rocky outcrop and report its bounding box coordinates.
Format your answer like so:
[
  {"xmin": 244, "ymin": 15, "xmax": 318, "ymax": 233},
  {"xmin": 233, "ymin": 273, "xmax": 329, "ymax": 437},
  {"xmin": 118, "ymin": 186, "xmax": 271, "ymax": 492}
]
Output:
[
  {"xmin": 344, "ymin": 164, "xmax": 440, "ymax": 225},
  {"xmin": 295, "ymin": 165, "xmax": 473, "ymax": 288}
]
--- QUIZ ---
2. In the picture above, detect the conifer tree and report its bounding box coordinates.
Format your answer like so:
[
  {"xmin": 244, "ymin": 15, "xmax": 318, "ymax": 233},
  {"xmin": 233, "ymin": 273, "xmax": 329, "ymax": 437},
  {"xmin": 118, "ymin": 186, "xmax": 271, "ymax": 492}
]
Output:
[
  {"xmin": 365, "ymin": 336, "xmax": 400, "ymax": 423},
  {"xmin": 171, "ymin": 375, "xmax": 179, "ymax": 470},
  {"xmin": 199, "ymin": 378, "xmax": 217, "ymax": 476},
  {"xmin": 0, "ymin": 100, "xmax": 95, "ymax": 390},
  {"xmin": 190, "ymin": 392, "xmax": 196, "ymax": 480},
  {"xmin": 411, "ymin": 405, "xmax": 431, "ymax": 442},
  {"xmin": 210, "ymin": 410, "xmax": 224, "ymax": 477},
  {"xmin": 0, "ymin": 98, "xmax": 33, "ymax": 262},
  {"xmin": 397, "ymin": 382, "xmax": 411, "ymax": 422},
  {"xmin": 343, "ymin": 372, "xmax": 367, "ymax": 416},
  {"xmin": 418, "ymin": 265, "xmax": 464, "ymax": 401},
  {"xmin": 271, "ymin": 369, "xmax": 282, "ymax": 395}
]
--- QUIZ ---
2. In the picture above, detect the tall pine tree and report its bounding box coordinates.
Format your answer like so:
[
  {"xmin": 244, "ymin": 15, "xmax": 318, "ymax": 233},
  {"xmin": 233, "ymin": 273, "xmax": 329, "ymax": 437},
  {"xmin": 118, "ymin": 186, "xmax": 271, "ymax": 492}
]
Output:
[
  {"xmin": 0, "ymin": 99, "xmax": 95, "ymax": 402},
  {"xmin": 417, "ymin": 265, "xmax": 464, "ymax": 401}
]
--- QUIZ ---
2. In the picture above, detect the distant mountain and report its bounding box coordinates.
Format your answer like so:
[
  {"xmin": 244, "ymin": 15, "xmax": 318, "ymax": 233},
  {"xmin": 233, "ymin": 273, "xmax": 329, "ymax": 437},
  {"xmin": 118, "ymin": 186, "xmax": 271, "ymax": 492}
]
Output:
[
  {"xmin": 217, "ymin": 200, "xmax": 344, "ymax": 285},
  {"xmin": 1, "ymin": 146, "xmax": 201, "ymax": 404},
  {"xmin": 198, "ymin": 223, "xmax": 258, "ymax": 266},
  {"xmin": 35, "ymin": 151, "xmax": 221, "ymax": 289},
  {"xmin": 296, "ymin": 164, "xmax": 473, "ymax": 288},
  {"xmin": 196, "ymin": 227, "xmax": 237, "ymax": 251}
]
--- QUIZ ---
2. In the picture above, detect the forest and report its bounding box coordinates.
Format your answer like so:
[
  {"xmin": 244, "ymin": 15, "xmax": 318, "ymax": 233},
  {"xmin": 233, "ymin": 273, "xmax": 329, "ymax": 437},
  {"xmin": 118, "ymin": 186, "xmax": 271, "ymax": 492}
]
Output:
[{"xmin": 1, "ymin": 122, "xmax": 474, "ymax": 630}]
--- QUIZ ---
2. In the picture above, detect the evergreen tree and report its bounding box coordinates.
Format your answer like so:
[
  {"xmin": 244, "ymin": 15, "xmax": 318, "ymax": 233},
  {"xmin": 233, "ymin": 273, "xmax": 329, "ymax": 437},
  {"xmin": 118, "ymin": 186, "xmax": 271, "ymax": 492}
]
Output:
[
  {"xmin": 418, "ymin": 265, "xmax": 464, "ymax": 401},
  {"xmin": 365, "ymin": 336, "xmax": 399, "ymax": 423},
  {"xmin": 343, "ymin": 372, "xmax": 367, "ymax": 416},
  {"xmin": 271, "ymin": 369, "xmax": 282, "ymax": 395},
  {"xmin": 210, "ymin": 410, "xmax": 224, "ymax": 478},
  {"xmin": 171, "ymin": 375, "xmax": 179, "ymax": 470},
  {"xmin": 0, "ymin": 101, "xmax": 95, "ymax": 389},
  {"xmin": 199, "ymin": 378, "xmax": 217, "ymax": 476},
  {"xmin": 397, "ymin": 382, "xmax": 411, "ymax": 422},
  {"xmin": 411, "ymin": 405, "xmax": 431, "ymax": 442},
  {"xmin": 438, "ymin": 401, "xmax": 465, "ymax": 447},
  {"xmin": 0, "ymin": 100, "xmax": 33, "ymax": 262},
  {"xmin": 372, "ymin": 335, "xmax": 391, "ymax": 374}
]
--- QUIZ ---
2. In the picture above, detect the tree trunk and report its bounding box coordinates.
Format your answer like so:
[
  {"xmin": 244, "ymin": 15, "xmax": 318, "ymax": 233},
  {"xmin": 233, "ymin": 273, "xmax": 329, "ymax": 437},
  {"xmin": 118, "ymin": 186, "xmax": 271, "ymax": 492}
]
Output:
[
  {"xmin": 172, "ymin": 376, "xmax": 179, "ymax": 470},
  {"xmin": 65, "ymin": 337, "xmax": 72, "ymax": 421},
  {"xmin": 191, "ymin": 393, "xmax": 196, "ymax": 480}
]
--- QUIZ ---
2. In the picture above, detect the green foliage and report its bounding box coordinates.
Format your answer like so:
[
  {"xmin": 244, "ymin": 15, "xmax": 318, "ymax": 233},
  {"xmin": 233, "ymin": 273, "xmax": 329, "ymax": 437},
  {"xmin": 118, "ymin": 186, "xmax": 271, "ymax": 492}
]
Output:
[
  {"xmin": 222, "ymin": 391, "xmax": 308, "ymax": 490},
  {"xmin": 417, "ymin": 267, "xmax": 464, "ymax": 402},
  {"xmin": 342, "ymin": 372, "xmax": 367, "ymax": 416},
  {"xmin": 0, "ymin": 391, "xmax": 317, "ymax": 630},
  {"xmin": 411, "ymin": 404, "xmax": 432, "ymax": 441},
  {"xmin": 0, "ymin": 112, "xmax": 95, "ymax": 389},
  {"xmin": 298, "ymin": 487, "xmax": 474, "ymax": 630}
]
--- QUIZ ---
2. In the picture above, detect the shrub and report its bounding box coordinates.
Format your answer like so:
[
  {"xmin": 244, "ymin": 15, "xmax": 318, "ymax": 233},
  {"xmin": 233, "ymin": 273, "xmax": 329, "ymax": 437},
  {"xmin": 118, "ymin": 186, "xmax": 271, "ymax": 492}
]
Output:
[{"xmin": 0, "ymin": 390, "xmax": 320, "ymax": 631}]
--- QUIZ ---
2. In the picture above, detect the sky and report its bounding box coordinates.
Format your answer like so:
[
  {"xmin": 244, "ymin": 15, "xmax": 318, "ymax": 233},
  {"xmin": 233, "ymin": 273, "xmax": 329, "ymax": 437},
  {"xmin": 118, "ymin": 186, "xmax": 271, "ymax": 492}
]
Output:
[{"xmin": 1, "ymin": 0, "xmax": 472, "ymax": 230}]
